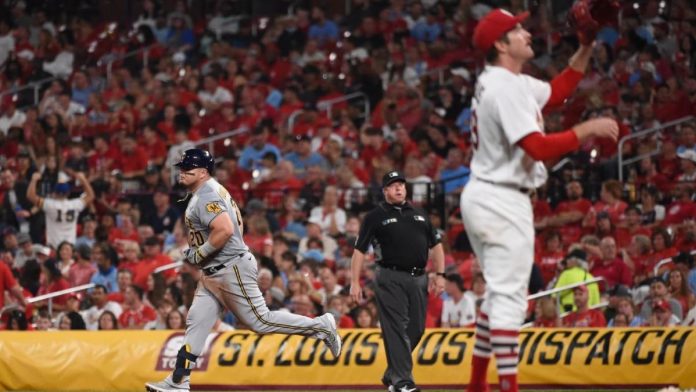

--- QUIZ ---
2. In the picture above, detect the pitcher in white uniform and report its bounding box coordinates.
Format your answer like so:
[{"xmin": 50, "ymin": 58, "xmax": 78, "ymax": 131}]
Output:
[{"xmin": 460, "ymin": 9, "xmax": 618, "ymax": 392}]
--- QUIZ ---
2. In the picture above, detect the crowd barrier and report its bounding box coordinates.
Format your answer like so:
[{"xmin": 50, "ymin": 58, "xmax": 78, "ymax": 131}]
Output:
[{"xmin": 0, "ymin": 328, "xmax": 694, "ymax": 390}]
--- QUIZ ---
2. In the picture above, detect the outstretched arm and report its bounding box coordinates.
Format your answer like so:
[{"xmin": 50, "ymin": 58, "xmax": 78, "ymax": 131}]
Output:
[{"xmin": 545, "ymin": 45, "xmax": 594, "ymax": 108}]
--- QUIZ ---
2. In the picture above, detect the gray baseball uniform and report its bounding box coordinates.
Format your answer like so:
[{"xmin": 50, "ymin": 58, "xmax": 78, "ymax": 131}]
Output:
[{"xmin": 182, "ymin": 178, "xmax": 338, "ymax": 358}]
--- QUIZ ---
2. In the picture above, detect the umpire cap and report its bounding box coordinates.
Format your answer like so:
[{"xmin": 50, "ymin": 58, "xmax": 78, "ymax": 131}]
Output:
[
  {"xmin": 382, "ymin": 170, "xmax": 406, "ymax": 188},
  {"xmin": 174, "ymin": 148, "xmax": 215, "ymax": 173}
]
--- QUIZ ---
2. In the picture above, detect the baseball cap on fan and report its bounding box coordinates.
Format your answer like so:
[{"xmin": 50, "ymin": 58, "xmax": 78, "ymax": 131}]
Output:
[{"xmin": 472, "ymin": 9, "xmax": 530, "ymax": 51}]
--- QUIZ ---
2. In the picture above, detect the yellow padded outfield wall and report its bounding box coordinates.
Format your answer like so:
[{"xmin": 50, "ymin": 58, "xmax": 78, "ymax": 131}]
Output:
[{"xmin": 0, "ymin": 328, "xmax": 694, "ymax": 390}]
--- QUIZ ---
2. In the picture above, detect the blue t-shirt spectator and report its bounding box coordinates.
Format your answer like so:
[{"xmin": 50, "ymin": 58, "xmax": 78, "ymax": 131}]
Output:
[
  {"xmin": 308, "ymin": 20, "xmax": 339, "ymax": 46},
  {"xmin": 90, "ymin": 266, "xmax": 119, "ymax": 294},
  {"xmin": 411, "ymin": 20, "xmax": 441, "ymax": 43},
  {"xmin": 440, "ymin": 166, "xmax": 470, "ymax": 194},
  {"xmin": 239, "ymin": 144, "xmax": 282, "ymax": 171},
  {"xmin": 72, "ymin": 86, "xmax": 95, "ymax": 107},
  {"xmin": 284, "ymin": 152, "xmax": 328, "ymax": 175}
]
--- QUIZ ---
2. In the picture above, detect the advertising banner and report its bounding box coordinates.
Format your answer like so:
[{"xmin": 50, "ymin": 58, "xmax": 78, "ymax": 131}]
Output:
[{"xmin": 0, "ymin": 328, "xmax": 694, "ymax": 390}]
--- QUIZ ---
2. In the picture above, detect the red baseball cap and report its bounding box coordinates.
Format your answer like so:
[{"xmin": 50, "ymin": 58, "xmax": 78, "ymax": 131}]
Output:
[
  {"xmin": 473, "ymin": 9, "xmax": 530, "ymax": 52},
  {"xmin": 653, "ymin": 299, "xmax": 671, "ymax": 312}
]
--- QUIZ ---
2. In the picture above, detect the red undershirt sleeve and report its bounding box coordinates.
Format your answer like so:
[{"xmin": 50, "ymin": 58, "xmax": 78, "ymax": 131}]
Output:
[
  {"xmin": 518, "ymin": 130, "xmax": 580, "ymax": 161},
  {"xmin": 545, "ymin": 67, "xmax": 584, "ymax": 108}
]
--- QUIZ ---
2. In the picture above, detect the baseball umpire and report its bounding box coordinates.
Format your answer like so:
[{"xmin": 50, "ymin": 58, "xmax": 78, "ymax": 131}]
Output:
[
  {"xmin": 146, "ymin": 149, "xmax": 341, "ymax": 392},
  {"xmin": 350, "ymin": 170, "xmax": 445, "ymax": 392}
]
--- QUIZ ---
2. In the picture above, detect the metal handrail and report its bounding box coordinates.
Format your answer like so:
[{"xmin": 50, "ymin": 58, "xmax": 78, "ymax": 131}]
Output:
[
  {"xmin": 527, "ymin": 277, "xmax": 604, "ymax": 301},
  {"xmin": 99, "ymin": 44, "xmax": 157, "ymax": 81},
  {"xmin": 27, "ymin": 283, "xmax": 95, "ymax": 316},
  {"xmin": 287, "ymin": 109, "xmax": 304, "ymax": 133},
  {"xmin": 0, "ymin": 75, "xmax": 62, "ymax": 109},
  {"xmin": 192, "ymin": 126, "xmax": 250, "ymax": 152},
  {"xmin": 317, "ymin": 91, "xmax": 370, "ymax": 120},
  {"xmin": 653, "ymin": 250, "xmax": 696, "ymax": 276},
  {"xmin": 154, "ymin": 261, "xmax": 184, "ymax": 274},
  {"xmin": 617, "ymin": 116, "xmax": 694, "ymax": 181}
]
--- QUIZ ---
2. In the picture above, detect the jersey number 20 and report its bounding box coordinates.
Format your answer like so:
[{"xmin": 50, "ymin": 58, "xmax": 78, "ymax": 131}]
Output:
[{"xmin": 189, "ymin": 231, "xmax": 205, "ymax": 246}]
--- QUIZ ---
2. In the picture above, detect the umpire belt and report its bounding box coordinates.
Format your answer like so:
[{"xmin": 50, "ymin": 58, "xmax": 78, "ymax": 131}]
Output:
[
  {"xmin": 202, "ymin": 253, "xmax": 246, "ymax": 276},
  {"xmin": 378, "ymin": 263, "xmax": 426, "ymax": 276}
]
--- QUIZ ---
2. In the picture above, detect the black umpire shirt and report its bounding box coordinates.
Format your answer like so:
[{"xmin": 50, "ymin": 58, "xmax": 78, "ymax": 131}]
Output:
[{"xmin": 354, "ymin": 201, "xmax": 441, "ymax": 269}]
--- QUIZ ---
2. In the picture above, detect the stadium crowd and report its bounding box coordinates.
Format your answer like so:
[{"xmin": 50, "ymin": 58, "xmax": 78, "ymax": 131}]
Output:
[{"xmin": 0, "ymin": 0, "xmax": 695, "ymax": 332}]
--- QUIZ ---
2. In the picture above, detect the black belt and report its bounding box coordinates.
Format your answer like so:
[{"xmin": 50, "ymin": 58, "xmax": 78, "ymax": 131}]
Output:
[
  {"xmin": 477, "ymin": 178, "xmax": 533, "ymax": 195},
  {"xmin": 202, "ymin": 253, "xmax": 246, "ymax": 276},
  {"xmin": 378, "ymin": 263, "xmax": 426, "ymax": 276}
]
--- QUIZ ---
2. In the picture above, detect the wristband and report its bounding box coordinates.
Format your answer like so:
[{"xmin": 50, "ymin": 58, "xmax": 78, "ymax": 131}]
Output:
[
  {"xmin": 197, "ymin": 241, "xmax": 218, "ymax": 258},
  {"xmin": 435, "ymin": 272, "xmax": 446, "ymax": 278}
]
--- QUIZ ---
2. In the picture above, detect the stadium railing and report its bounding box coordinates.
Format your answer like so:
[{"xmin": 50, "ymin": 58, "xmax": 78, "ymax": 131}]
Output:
[
  {"xmin": 522, "ymin": 276, "xmax": 606, "ymax": 328},
  {"xmin": 26, "ymin": 283, "xmax": 96, "ymax": 316},
  {"xmin": 317, "ymin": 91, "xmax": 371, "ymax": 121},
  {"xmin": 0, "ymin": 75, "xmax": 61, "ymax": 110},
  {"xmin": 617, "ymin": 115, "xmax": 694, "ymax": 182},
  {"xmin": 653, "ymin": 249, "xmax": 696, "ymax": 276},
  {"xmin": 97, "ymin": 44, "xmax": 158, "ymax": 81}
]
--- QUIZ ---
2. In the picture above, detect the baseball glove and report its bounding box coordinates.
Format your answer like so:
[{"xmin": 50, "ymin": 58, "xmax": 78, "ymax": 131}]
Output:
[{"xmin": 567, "ymin": 0, "xmax": 621, "ymax": 45}]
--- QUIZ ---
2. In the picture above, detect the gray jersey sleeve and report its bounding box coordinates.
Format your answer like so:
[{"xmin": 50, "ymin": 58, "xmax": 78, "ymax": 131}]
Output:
[{"xmin": 195, "ymin": 194, "xmax": 228, "ymax": 228}]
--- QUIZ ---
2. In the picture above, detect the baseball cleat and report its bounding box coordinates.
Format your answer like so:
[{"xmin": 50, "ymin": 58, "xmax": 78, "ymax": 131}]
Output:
[
  {"xmin": 145, "ymin": 375, "xmax": 189, "ymax": 392},
  {"xmin": 321, "ymin": 312, "xmax": 342, "ymax": 358}
]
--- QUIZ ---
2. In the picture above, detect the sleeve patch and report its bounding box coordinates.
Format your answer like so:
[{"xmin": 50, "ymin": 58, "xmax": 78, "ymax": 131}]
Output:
[{"xmin": 205, "ymin": 202, "xmax": 223, "ymax": 214}]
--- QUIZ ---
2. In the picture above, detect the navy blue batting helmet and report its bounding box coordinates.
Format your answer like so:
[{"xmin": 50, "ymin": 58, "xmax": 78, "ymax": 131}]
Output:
[{"xmin": 174, "ymin": 148, "xmax": 215, "ymax": 173}]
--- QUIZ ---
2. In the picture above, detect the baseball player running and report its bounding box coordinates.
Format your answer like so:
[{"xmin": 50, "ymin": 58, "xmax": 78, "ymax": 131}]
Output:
[
  {"xmin": 461, "ymin": 8, "xmax": 618, "ymax": 392},
  {"xmin": 146, "ymin": 149, "xmax": 341, "ymax": 392}
]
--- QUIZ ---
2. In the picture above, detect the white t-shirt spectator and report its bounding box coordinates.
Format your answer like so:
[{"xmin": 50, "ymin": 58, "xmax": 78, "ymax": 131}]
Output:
[
  {"xmin": 42, "ymin": 197, "xmax": 87, "ymax": 248},
  {"xmin": 81, "ymin": 301, "xmax": 123, "ymax": 330},
  {"xmin": 198, "ymin": 86, "xmax": 233, "ymax": 106},
  {"xmin": 42, "ymin": 50, "xmax": 74, "ymax": 78},
  {"xmin": 0, "ymin": 110, "xmax": 26, "ymax": 135},
  {"xmin": 208, "ymin": 15, "xmax": 243, "ymax": 39},
  {"xmin": 0, "ymin": 32, "xmax": 14, "ymax": 68},
  {"xmin": 441, "ymin": 295, "xmax": 477, "ymax": 327},
  {"xmin": 309, "ymin": 207, "xmax": 347, "ymax": 235}
]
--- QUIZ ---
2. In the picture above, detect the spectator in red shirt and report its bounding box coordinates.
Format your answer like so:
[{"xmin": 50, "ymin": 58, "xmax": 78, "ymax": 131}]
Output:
[
  {"xmin": 648, "ymin": 299, "xmax": 680, "ymax": 326},
  {"xmin": 636, "ymin": 157, "xmax": 672, "ymax": 195},
  {"xmin": 67, "ymin": 244, "xmax": 97, "ymax": 287},
  {"xmin": 36, "ymin": 259, "xmax": 70, "ymax": 311},
  {"xmin": 535, "ymin": 231, "xmax": 565, "ymax": 285},
  {"xmin": 668, "ymin": 269, "xmax": 695, "ymax": 315},
  {"xmin": 624, "ymin": 234, "xmax": 653, "ymax": 284},
  {"xmin": 107, "ymin": 269, "xmax": 133, "ymax": 306},
  {"xmin": 650, "ymin": 228, "xmax": 679, "ymax": 275},
  {"xmin": 563, "ymin": 284, "xmax": 607, "ymax": 327},
  {"xmin": 326, "ymin": 294, "xmax": 355, "ymax": 329},
  {"xmin": 0, "ymin": 256, "xmax": 27, "ymax": 311},
  {"xmin": 118, "ymin": 285, "xmax": 157, "ymax": 329},
  {"xmin": 533, "ymin": 297, "xmax": 560, "ymax": 328},
  {"xmin": 140, "ymin": 124, "xmax": 168, "ymax": 167},
  {"xmin": 115, "ymin": 134, "xmax": 148, "ymax": 180},
  {"xmin": 615, "ymin": 206, "xmax": 652, "ymax": 249},
  {"xmin": 590, "ymin": 237, "xmax": 632, "ymax": 290},
  {"xmin": 544, "ymin": 181, "xmax": 592, "ymax": 245},
  {"xmin": 132, "ymin": 236, "xmax": 175, "ymax": 290},
  {"xmin": 583, "ymin": 180, "xmax": 628, "ymax": 228}
]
